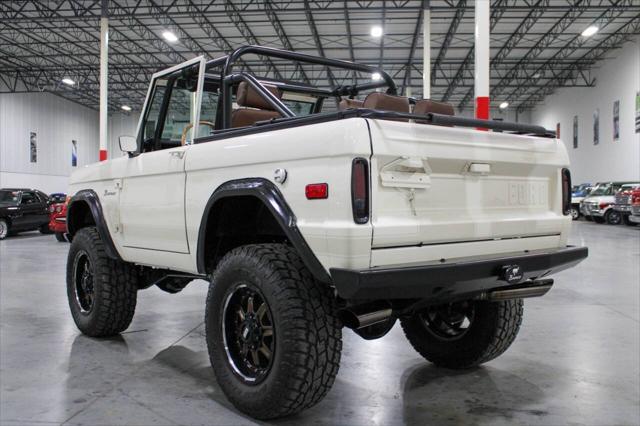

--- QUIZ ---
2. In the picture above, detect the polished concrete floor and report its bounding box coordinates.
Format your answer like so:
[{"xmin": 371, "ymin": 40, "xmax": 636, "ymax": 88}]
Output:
[{"xmin": 1, "ymin": 221, "xmax": 638, "ymax": 426}]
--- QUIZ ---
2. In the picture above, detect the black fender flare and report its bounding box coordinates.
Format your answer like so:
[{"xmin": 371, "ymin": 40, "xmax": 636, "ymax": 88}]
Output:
[
  {"xmin": 196, "ymin": 178, "xmax": 331, "ymax": 283},
  {"xmin": 67, "ymin": 189, "xmax": 122, "ymax": 260}
]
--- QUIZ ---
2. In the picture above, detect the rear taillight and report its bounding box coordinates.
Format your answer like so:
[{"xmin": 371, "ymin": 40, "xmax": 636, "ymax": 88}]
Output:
[
  {"xmin": 561, "ymin": 168, "xmax": 571, "ymax": 215},
  {"xmin": 351, "ymin": 158, "xmax": 370, "ymax": 224}
]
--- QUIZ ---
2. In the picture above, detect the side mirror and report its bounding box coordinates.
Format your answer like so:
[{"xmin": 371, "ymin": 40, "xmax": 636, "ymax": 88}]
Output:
[{"xmin": 119, "ymin": 135, "xmax": 137, "ymax": 153}]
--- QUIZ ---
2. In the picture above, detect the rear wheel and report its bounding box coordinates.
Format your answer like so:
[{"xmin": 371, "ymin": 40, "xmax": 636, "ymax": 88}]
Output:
[
  {"xmin": 39, "ymin": 224, "xmax": 53, "ymax": 234},
  {"xmin": 400, "ymin": 299, "xmax": 523, "ymax": 369},
  {"xmin": 66, "ymin": 227, "xmax": 138, "ymax": 337},
  {"xmin": 570, "ymin": 206, "xmax": 580, "ymax": 220},
  {"xmin": 605, "ymin": 210, "xmax": 621, "ymax": 225},
  {"xmin": 0, "ymin": 219, "xmax": 9, "ymax": 240},
  {"xmin": 205, "ymin": 244, "xmax": 342, "ymax": 419}
]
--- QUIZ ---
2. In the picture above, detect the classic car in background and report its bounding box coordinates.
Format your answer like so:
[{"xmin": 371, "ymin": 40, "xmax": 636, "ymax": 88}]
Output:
[
  {"xmin": 49, "ymin": 197, "xmax": 69, "ymax": 242},
  {"xmin": 581, "ymin": 182, "xmax": 639, "ymax": 224},
  {"xmin": 570, "ymin": 183, "xmax": 593, "ymax": 220},
  {"xmin": 613, "ymin": 184, "xmax": 640, "ymax": 226},
  {"xmin": 0, "ymin": 188, "xmax": 52, "ymax": 239},
  {"xmin": 49, "ymin": 192, "xmax": 67, "ymax": 204}
]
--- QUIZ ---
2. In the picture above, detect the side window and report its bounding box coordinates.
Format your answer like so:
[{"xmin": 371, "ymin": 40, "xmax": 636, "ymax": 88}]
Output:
[
  {"xmin": 21, "ymin": 191, "xmax": 36, "ymax": 205},
  {"xmin": 141, "ymin": 79, "xmax": 168, "ymax": 149}
]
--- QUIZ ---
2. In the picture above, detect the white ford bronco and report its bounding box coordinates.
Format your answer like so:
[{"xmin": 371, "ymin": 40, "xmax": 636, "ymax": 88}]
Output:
[{"xmin": 65, "ymin": 46, "xmax": 588, "ymax": 419}]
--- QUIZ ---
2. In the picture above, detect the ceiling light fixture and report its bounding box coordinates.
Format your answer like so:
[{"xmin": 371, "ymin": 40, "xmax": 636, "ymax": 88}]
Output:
[
  {"xmin": 162, "ymin": 31, "xmax": 178, "ymax": 43},
  {"xmin": 121, "ymin": 105, "xmax": 132, "ymax": 112},
  {"xmin": 581, "ymin": 25, "xmax": 599, "ymax": 37},
  {"xmin": 499, "ymin": 101, "xmax": 509, "ymax": 109},
  {"xmin": 371, "ymin": 72, "xmax": 382, "ymax": 81},
  {"xmin": 61, "ymin": 78, "xmax": 75, "ymax": 86},
  {"xmin": 371, "ymin": 26, "xmax": 383, "ymax": 37}
]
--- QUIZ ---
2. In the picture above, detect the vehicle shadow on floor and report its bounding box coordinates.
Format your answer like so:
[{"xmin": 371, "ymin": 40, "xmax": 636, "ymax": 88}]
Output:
[{"xmin": 400, "ymin": 362, "xmax": 548, "ymax": 426}]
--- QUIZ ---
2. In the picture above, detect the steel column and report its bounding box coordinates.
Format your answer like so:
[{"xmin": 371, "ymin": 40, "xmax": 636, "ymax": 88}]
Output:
[
  {"xmin": 474, "ymin": 0, "xmax": 490, "ymax": 121},
  {"xmin": 99, "ymin": 0, "xmax": 108, "ymax": 161},
  {"xmin": 422, "ymin": 0, "xmax": 431, "ymax": 99}
]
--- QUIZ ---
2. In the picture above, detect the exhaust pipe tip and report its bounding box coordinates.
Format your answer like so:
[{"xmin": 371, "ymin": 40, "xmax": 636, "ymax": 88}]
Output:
[{"xmin": 338, "ymin": 302, "xmax": 393, "ymax": 329}]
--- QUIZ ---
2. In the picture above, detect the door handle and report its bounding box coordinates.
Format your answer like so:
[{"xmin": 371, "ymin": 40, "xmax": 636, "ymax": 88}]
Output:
[
  {"xmin": 380, "ymin": 156, "xmax": 431, "ymax": 189},
  {"xmin": 169, "ymin": 151, "xmax": 185, "ymax": 159}
]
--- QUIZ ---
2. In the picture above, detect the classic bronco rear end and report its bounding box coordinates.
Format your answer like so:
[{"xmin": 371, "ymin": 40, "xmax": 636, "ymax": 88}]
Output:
[{"xmin": 64, "ymin": 46, "xmax": 587, "ymax": 419}]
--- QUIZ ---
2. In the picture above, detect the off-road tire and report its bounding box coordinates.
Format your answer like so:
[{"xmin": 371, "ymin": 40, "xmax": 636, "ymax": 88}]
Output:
[
  {"xmin": 39, "ymin": 224, "xmax": 53, "ymax": 234},
  {"xmin": 0, "ymin": 219, "xmax": 9, "ymax": 240},
  {"xmin": 66, "ymin": 227, "xmax": 138, "ymax": 337},
  {"xmin": 55, "ymin": 232, "xmax": 67, "ymax": 242},
  {"xmin": 400, "ymin": 299, "xmax": 524, "ymax": 369},
  {"xmin": 205, "ymin": 243, "xmax": 342, "ymax": 420}
]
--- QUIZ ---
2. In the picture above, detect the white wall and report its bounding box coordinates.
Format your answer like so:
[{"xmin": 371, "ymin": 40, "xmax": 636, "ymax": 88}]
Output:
[
  {"xmin": 0, "ymin": 92, "xmax": 140, "ymax": 193},
  {"xmin": 108, "ymin": 111, "xmax": 140, "ymax": 159},
  {"xmin": 531, "ymin": 37, "xmax": 640, "ymax": 184},
  {"xmin": 0, "ymin": 92, "xmax": 99, "ymax": 193}
]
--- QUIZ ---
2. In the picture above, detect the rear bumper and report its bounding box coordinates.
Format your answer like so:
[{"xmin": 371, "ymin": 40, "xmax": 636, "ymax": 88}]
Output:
[{"xmin": 330, "ymin": 245, "xmax": 588, "ymax": 300}]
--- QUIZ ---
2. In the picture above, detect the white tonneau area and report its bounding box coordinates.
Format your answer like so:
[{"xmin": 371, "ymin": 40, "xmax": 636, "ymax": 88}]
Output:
[{"xmin": 367, "ymin": 118, "xmax": 571, "ymax": 266}]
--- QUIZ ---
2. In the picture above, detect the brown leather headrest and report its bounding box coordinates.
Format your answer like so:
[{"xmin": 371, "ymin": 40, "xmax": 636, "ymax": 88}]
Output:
[
  {"xmin": 363, "ymin": 93, "xmax": 410, "ymax": 113},
  {"xmin": 414, "ymin": 99, "xmax": 455, "ymax": 116},
  {"xmin": 339, "ymin": 99, "xmax": 364, "ymax": 110},
  {"xmin": 236, "ymin": 81, "xmax": 282, "ymax": 110}
]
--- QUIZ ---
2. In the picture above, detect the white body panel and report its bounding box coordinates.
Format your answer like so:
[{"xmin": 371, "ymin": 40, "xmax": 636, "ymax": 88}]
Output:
[{"xmin": 69, "ymin": 117, "xmax": 571, "ymax": 275}]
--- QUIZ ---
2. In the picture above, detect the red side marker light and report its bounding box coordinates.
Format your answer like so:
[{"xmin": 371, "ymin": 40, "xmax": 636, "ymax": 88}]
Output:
[{"xmin": 305, "ymin": 183, "xmax": 328, "ymax": 199}]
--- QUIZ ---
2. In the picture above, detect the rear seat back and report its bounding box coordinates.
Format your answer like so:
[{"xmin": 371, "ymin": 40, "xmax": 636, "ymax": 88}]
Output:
[
  {"xmin": 363, "ymin": 92, "xmax": 410, "ymax": 122},
  {"xmin": 232, "ymin": 82, "xmax": 282, "ymax": 128},
  {"xmin": 338, "ymin": 98, "xmax": 364, "ymax": 110}
]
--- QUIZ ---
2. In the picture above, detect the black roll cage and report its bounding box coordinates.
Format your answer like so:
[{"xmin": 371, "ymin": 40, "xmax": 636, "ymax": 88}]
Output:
[{"xmin": 146, "ymin": 45, "xmax": 554, "ymax": 140}]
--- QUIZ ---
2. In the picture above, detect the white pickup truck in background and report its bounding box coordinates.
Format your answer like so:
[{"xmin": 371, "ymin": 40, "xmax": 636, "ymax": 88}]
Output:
[{"xmin": 64, "ymin": 46, "xmax": 588, "ymax": 420}]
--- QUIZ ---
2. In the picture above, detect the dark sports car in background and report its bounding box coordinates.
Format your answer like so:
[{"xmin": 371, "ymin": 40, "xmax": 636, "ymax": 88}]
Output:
[{"xmin": 0, "ymin": 188, "xmax": 52, "ymax": 239}]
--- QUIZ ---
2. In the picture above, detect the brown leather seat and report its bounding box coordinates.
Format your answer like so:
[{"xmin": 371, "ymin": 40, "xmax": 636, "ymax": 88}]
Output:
[
  {"xmin": 413, "ymin": 99, "xmax": 455, "ymax": 116},
  {"xmin": 413, "ymin": 99, "xmax": 455, "ymax": 125},
  {"xmin": 338, "ymin": 98, "xmax": 364, "ymax": 110},
  {"xmin": 231, "ymin": 82, "xmax": 282, "ymax": 128},
  {"xmin": 363, "ymin": 92, "xmax": 410, "ymax": 121}
]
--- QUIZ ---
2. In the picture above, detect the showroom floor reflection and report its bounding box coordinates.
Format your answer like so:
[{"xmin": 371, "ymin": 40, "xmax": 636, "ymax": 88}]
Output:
[{"xmin": 1, "ymin": 222, "xmax": 638, "ymax": 425}]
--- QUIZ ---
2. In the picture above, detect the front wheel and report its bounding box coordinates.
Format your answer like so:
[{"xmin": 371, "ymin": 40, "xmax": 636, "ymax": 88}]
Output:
[
  {"xmin": 205, "ymin": 244, "xmax": 342, "ymax": 419},
  {"xmin": 39, "ymin": 224, "xmax": 53, "ymax": 234},
  {"xmin": 605, "ymin": 210, "xmax": 622, "ymax": 225},
  {"xmin": 66, "ymin": 227, "xmax": 138, "ymax": 337},
  {"xmin": 0, "ymin": 219, "xmax": 9, "ymax": 240},
  {"xmin": 400, "ymin": 299, "xmax": 523, "ymax": 369}
]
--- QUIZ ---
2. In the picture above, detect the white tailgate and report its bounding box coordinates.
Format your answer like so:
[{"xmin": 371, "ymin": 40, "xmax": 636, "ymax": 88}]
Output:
[{"xmin": 368, "ymin": 119, "xmax": 570, "ymax": 252}]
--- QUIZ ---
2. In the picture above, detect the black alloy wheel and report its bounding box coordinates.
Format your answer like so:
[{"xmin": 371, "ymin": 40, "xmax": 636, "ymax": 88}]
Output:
[
  {"xmin": 73, "ymin": 250, "xmax": 95, "ymax": 313},
  {"xmin": 420, "ymin": 301, "xmax": 475, "ymax": 341},
  {"xmin": 222, "ymin": 284, "xmax": 275, "ymax": 384}
]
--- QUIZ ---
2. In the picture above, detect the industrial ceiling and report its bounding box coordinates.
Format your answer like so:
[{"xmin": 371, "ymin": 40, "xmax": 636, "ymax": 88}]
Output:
[{"xmin": 1, "ymin": 0, "xmax": 638, "ymax": 113}]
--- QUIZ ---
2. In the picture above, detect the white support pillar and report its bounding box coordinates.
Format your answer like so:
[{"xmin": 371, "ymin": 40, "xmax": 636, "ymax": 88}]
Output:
[
  {"xmin": 422, "ymin": 0, "xmax": 431, "ymax": 99},
  {"xmin": 474, "ymin": 0, "xmax": 490, "ymax": 121},
  {"xmin": 99, "ymin": 0, "xmax": 109, "ymax": 161}
]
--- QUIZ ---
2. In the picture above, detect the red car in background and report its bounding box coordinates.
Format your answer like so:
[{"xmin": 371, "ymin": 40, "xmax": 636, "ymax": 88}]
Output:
[
  {"xmin": 48, "ymin": 199, "xmax": 69, "ymax": 242},
  {"xmin": 628, "ymin": 188, "xmax": 640, "ymax": 226}
]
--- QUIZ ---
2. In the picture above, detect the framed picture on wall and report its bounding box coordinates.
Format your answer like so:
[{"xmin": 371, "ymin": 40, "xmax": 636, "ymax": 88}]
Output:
[
  {"xmin": 573, "ymin": 116, "xmax": 578, "ymax": 149},
  {"xmin": 72, "ymin": 140, "xmax": 78, "ymax": 167},
  {"xmin": 29, "ymin": 132, "xmax": 37, "ymax": 163},
  {"xmin": 593, "ymin": 109, "xmax": 599, "ymax": 145},
  {"xmin": 613, "ymin": 100, "xmax": 620, "ymax": 141}
]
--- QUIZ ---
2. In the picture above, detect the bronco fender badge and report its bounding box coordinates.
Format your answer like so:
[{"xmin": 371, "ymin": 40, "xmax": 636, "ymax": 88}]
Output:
[{"xmin": 502, "ymin": 265, "xmax": 524, "ymax": 284}]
